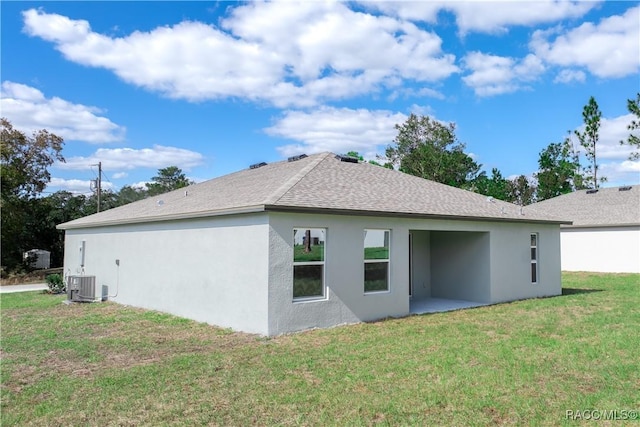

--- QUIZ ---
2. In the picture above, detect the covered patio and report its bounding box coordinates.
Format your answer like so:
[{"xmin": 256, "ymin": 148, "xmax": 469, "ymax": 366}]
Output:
[{"xmin": 409, "ymin": 230, "xmax": 492, "ymax": 311}]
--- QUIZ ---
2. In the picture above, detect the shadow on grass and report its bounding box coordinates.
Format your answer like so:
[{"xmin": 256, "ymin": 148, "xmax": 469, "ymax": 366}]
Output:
[{"xmin": 562, "ymin": 288, "xmax": 603, "ymax": 296}]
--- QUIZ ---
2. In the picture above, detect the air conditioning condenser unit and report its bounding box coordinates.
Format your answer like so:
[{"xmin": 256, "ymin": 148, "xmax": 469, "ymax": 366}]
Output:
[{"xmin": 67, "ymin": 275, "xmax": 104, "ymax": 302}]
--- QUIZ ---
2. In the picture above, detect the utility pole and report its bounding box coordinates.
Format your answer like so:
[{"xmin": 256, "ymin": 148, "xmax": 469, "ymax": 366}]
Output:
[
  {"xmin": 91, "ymin": 162, "xmax": 102, "ymax": 212},
  {"xmin": 97, "ymin": 161, "xmax": 102, "ymax": 212}
]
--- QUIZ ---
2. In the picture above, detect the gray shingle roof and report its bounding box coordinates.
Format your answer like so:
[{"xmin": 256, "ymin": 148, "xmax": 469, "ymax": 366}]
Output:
[
  {"xmin": 531, "ymin": 185, "xmax": 640, "ymax": 227},
  {"xmin": 59, "ymin": 152, "xmax": 568, "ymax": 229}
]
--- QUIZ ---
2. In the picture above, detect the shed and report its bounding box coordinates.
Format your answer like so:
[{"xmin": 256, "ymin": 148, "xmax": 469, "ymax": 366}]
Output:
[{"xmin": 23, "ymin": 249, "xmax": 51, "ymax": 269}]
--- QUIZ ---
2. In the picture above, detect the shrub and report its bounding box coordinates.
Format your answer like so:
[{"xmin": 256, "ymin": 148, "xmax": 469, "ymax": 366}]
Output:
[{"xmin": 45, "ymin": 273, "xmax": 65, "ymax": 294}]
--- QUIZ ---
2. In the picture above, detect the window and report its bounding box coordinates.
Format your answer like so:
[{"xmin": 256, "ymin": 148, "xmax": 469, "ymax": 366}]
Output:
[
  {"xmin": 364, "ymin": 229, "xmax": 390, "ymax": 293},
  {"xmin": 293, "ymin": 228, "xmax": 326, "ymax": 300},
  {"xmin": 530, "ymin": 233, "xmax": 538, "ymax": 284}
]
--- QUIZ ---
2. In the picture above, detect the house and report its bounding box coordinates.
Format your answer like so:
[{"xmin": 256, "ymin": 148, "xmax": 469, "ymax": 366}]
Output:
[
  {"xmin": 532, "ymin": 185, "xmax": 640, "ymax": 273},
  {"xmin": 58, "ymin": 152, "xmax": 567, "ymax": 335}
]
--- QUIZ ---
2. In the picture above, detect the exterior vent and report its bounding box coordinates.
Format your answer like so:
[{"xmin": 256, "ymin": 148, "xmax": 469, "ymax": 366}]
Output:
[
  {"xmin": 249, "ymin": 162, "xmax": 267, "ymax": 170},
  {"xmin": 586, "ymin": 189, "xmax": 598, "ymax": 194},
  {"xmin": 287, "ymin": 154, "xmax": 307, "ymax": 162},
  {"xmin": 67, "ymin": 275, "xmax": 104, "ymax": 302},
  {"xmin": 336, "ymin": 154, "xmax": 359, "ymax": 163},
  {"xmin": 619, "ymin": 186, "xmax": 632, "ymax": 191}
]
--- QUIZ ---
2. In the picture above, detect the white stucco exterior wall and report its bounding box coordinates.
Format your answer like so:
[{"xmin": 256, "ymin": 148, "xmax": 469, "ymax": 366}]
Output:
[
  {"xmin": 410, "ymin": 231, "xmax": 431, "ymax": 299},
  {"xmin": 560, "ymin": 226, "xmax": 640, "ymax": 273},
  {"xmin": 488, "ymin": 222, "xmax": 561, "ymax": 302},
  {"xmin": 430, "ymin": 231, "xmax": 491, "ymax": 303},
  {"xmin": 268, "ymin": 213, "xmax": 410, "ymax": 335},
  {"xmin": 62, "ymin": 210, "xmax": 562, "ymax": 336},
  {"xmin": 62, "ymin": 213, "xmax": 270, "ymax": 335},
  {"xmin": 267, "ymin": 212, "xmax": 562, "ymax": 335}
]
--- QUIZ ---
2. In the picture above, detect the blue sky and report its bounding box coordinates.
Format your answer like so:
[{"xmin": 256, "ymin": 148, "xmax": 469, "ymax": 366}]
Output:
[{"xmin": 2, "ymin": 1, "xmax": 639, "ymax": 194}]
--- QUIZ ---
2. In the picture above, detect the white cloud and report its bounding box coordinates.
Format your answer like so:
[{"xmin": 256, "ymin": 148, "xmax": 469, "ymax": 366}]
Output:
[
  {"xmin": 129, "ymin": 181, "xmax": 150, "ymax": 190},
  {"xmin": 413, "ymin": 88, "xmax": 446, "ymax": 100},
  {"xmin": 56, "ymin": 145, "xmax": 204, "ymax": 172},
  {"xmin": 462, "ymin": 52, "xmax": 545, "ymax": 96},
  {"xmin": 590, "ymin": 114, "xmax": 639, "ymax": 160},
  {"xmin": 408, "ymin": 104, "xmax": 435, "ymax": 117},
  {"xmin": 112, "ymin": 172, "xmax": 128, "ymax": 179},
  {"xmin": 572, "ymin": 113, "xmax": 640, "ymax": 185},
  {"xmin": 0, "ymin": 81, "xmax": 125, "ymax": 143},
  {"xmin": 47, "ymin": 177, "xmax": 114, "ymax": 195},
  {"xmin": 21, "ymin": 5, "xmax": 457, "ymax": 107},
  {"xmin": 553, "ymin": 69, "xmax": 586, "ymax": 84},
  {"xmin": 530, "ymin": 6, "xmax": 640, "ymax": 78},
  {"xmin": 266, "ymin": 107, "xmax": 407, "ymax": 158},
  {"xmin": 389, "ymin": 87, "xmax": 446, "ymax": 102},
  {"xmin": 362, "ymin": 1, "xmax": 598, "ymax": 35},
  {"xmin": 599, "ymin": 160, "xmax": 640, "ymax": 187}
]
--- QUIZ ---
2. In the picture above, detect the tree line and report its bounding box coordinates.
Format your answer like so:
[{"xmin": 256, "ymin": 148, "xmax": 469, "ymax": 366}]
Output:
[
  {"xmin": 1, "ymin": 117, "xmax": 193, "ymax": 272},
  {"xmin": 378, "ymin": 93, "xmax": 639, "ymax": 203},
  {"xmin": 1, "ymin": 93, "xmax": 638, "ymax": 273}
]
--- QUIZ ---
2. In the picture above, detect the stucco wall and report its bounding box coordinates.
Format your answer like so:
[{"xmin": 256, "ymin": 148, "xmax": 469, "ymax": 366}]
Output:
[
  {"xmin": 62, "ymin": 211, "xmax": 562, "ymax": 336},
  {"xmin": 430, "ymin": 231, "xmax": 491, "ymax": 303},
  {"xmin": 62, "ymin": 213, "xmax": 270, "ymax": 335},
  {"xmin": 267, "ymin": 212, "xmax": 562, "ymax": 335},
  {"xmin": 410, "ymin": 231, "xmax": 431, "ymax": 299},
  {"xmin": 489, "ymin": 222, "xmax": 561, "ymax": 302},
  {"xmin": 268, "ymin": 213, "xmax": 410, "ymax": 335},
  {"xmin": 561, "ymin": 226, "xmax": 640, "ymax": 273}
]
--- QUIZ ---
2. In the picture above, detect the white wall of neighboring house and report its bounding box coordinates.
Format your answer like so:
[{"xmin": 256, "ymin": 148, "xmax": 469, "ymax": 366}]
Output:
[
  {"xmin": 62, "ymin": 213, "xmax": 271, "ymax": 335},
  {"xmin": 561, "ymin": 226, "xmax": 640, "ymax": 273}
]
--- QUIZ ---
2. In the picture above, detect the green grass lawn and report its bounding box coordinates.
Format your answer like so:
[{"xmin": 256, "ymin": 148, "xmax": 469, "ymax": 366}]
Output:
[
  {"xmin": 294, "ymin": 243, "xmax": 325, "ymax": 262},
  {"xmin": 1, "ymin": 272, "xmax": 639, "ymax": 426}
]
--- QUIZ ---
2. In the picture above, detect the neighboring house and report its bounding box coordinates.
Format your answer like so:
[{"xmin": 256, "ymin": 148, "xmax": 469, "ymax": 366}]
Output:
[
  {"xmin": 532, "ymin": 185, "xmax": 640, "ymax": 273},
  {"xmin": 58, "ymin": 152, "xmax": 567, "ymax": 335}
]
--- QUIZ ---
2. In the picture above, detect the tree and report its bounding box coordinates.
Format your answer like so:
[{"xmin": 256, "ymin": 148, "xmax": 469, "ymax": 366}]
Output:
[
  {"xmin": 474, "ymin": 168, "xmax": 513, "ymax": 202},
  {"xmin": 84, "ymin": 189, "xmax": 120, "ymax": 215},
  {"xmin": 507, "ymin": 175, "xmax": 536, "ymax": 206},
  {"xmin": 1, "ymin": 118, "xmax": 65, "ymax": 271},
  {"xmin": 574, "ymin": 97, "xmax": 605, "ymax": 188},
  {"xmin": 345, "ymin": 151, "xmax": 364, "ymax": 161},
  {"xmin": 535, "ymin": 137, "xmax": 585, "ymax": 201},
  {"xmin": 383, "ymin": 114, "xmax": 481, "ymax": 188},
  {"xmin": 145, "ymin": 166, "xmax": 193, "ymax": 196},
  {"xmin": 1, "ymin": 118, "xmax": 64, "ymax": 198},
  {"xmin": 621, "ymin": 92, "xmax": 640, "ymax": 160},
  {"xmin": 38, "ymin": 191, "xmax": 87, "ymax": 266},
  {"xmin": 116, "ymin": 185, "xmax": 148, "ymax": 205},
  {"xmin": 345, "ymin": 151, "xmax": 391, "ymax": 168}
]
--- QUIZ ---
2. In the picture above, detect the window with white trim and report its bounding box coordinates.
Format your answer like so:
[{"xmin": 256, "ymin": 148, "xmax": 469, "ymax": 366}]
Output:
[
  {"xmin": 530, "ymin": 233, "xmax": 538, "ymax": 284},
  {"xmin": 364, "ymin": 229, "xmax": 390, "ymax": 293},
  {"xmin": 293, "ymin": 228, "xmax": 326, "ymax": 300}
]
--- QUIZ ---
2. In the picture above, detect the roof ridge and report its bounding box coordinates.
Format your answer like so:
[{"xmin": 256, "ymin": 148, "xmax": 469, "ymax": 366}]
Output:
[{"xmin": 263, "ymin": 152, "xmax": 331, "ymax": 205}]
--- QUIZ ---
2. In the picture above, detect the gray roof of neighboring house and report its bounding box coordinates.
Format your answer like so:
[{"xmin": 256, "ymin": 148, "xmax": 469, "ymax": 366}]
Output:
[
  {"xmin": 531, "ymin": 185, "xmax": 640, "ymax": 227},
  {"xmin": 59, "ymin": 152, "xmax": 569, "ymax": 230}
]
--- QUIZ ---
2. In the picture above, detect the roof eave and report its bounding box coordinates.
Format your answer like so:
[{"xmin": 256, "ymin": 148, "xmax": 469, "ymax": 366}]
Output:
[
  {"xmin": 264, "ymin": 205, "xmax": 571, "ymax": 225},
  {"xmin": 57, "ymin": 205, "xmax": 267, "ymax": 230},
  {"xmin": 561, "ymin": 222, "xmax": 640, "ymax": 229}
]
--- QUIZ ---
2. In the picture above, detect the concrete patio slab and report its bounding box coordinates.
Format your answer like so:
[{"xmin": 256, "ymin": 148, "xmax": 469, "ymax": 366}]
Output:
[{"xmin": 410, "ymin": 297, "xmax": 489, "ymax": 315}]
